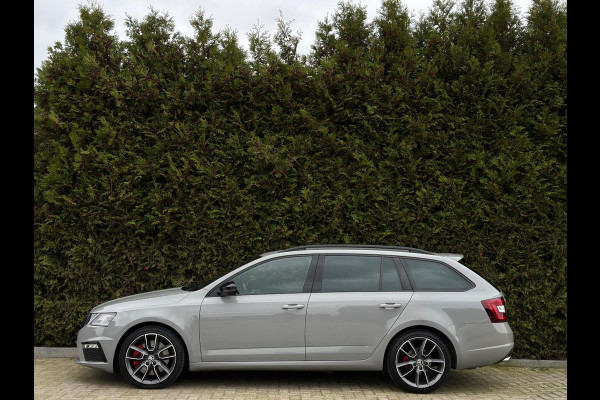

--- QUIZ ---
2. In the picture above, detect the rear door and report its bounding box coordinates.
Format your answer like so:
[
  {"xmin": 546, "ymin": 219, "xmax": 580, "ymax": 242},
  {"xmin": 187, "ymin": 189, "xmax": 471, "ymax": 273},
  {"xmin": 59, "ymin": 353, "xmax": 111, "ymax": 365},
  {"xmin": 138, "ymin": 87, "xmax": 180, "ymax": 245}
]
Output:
[{"xmin": 305, "ymin": 255, "xmax": 413, "ymax": 361}]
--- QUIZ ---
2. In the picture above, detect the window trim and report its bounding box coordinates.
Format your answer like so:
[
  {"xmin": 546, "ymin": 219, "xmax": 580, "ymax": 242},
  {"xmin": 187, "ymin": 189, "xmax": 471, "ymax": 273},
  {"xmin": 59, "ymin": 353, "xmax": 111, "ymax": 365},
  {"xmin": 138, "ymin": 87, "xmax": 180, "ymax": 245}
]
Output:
[
  {"xmin": 207, "ymin": 255, "xmax": 317, "ymax": 297},
  {"xmin": 311, "ymin": 255, "xmax": 325, "ymax": 293},
  {"xmin": 312, "ymin": 253, "xmax": 411, "ymax": 293},
  {"xmin": 397, "ymin": 256, "xmax": 475, "ymax": 292},
  {"xmin": 378, "ymin": 257, "xmax": 384, "ymax": 291},
  {"xmin": 393, "ymin": 257, "xmax": 413, "ymax": 291}
]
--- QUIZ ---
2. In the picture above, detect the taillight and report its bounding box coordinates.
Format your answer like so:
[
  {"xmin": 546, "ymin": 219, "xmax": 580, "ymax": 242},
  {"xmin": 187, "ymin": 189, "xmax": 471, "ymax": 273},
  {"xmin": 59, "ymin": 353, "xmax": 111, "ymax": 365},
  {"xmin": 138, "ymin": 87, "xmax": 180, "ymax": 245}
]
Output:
[{"xmin": 481, "ymin": 297, "xmax": 507, "ymax": 323}]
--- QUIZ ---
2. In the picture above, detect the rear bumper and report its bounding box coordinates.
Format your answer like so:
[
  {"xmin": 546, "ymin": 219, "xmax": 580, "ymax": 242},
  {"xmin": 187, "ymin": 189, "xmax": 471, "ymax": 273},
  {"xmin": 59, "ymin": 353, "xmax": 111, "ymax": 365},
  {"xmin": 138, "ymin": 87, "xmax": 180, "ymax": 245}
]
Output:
[
  {"xmin": 449, "ymin": 322, "xmax": 514, "ymax": 369},
  {"xmin": 495, "ymin": 345, "xmax": 514, "ymax": 364}
]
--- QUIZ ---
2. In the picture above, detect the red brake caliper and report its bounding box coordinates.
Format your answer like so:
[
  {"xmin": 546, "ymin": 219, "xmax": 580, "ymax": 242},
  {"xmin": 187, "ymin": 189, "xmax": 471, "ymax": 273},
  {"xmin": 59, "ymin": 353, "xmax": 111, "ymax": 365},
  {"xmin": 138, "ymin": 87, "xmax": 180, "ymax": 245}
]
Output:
[
  {"xmin": 403, "ymin": 355, "xmax": 409, "ymax": 371},
  {"xmin": 132, "ymin": 345, "xmax": 144, "ymax": 368}
]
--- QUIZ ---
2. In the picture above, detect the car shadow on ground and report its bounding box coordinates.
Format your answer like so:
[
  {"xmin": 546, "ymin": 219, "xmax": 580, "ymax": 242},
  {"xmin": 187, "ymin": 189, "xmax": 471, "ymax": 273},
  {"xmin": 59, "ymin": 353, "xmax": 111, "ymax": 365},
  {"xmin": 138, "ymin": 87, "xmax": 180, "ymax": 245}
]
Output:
[
  {"xmin": 183, "ymin": 369, "xmax": 395, "ymax": 387},
  {"xmin": 76, "ymin": 367, "xmax": 499, "ymax": 394}
]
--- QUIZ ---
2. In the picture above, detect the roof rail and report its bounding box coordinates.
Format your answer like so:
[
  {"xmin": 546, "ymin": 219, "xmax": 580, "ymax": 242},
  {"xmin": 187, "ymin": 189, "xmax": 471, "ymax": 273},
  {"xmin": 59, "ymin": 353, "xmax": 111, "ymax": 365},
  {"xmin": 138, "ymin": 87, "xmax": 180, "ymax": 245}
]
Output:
[{"xmin": 271, "ymin": 244, "xmax": 434, "ymax": 255}]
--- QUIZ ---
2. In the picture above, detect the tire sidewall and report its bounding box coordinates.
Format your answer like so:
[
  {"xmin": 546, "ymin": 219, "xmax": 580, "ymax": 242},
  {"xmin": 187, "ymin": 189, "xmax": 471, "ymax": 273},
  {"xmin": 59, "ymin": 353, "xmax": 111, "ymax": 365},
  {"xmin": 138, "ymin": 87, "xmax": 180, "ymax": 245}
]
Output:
[
  {"xmin": 386, "ymin": 330, "xmax": 451, "ymax": 394},
  {"xmin": 118, "ymin": 325, "xmax": 186, "ymax": 389}
]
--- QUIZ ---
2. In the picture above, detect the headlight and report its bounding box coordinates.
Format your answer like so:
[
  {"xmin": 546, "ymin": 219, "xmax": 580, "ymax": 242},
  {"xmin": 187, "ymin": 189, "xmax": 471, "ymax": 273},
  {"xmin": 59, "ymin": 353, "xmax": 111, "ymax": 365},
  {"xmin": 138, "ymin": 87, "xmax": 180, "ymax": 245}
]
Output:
[
  {"xmin": 81, "ymin": 313, "xmax": 96, "ymax": 328},
  {"xmin": 89, "ymin": 312, "xmax": 117, "ymax": 327}
]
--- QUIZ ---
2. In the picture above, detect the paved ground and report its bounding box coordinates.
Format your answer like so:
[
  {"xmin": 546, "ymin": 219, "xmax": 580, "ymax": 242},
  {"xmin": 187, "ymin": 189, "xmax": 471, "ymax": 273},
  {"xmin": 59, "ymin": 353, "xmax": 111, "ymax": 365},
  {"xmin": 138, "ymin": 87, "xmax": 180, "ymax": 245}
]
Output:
[{"xmin": 34, "ymin": 358, "xmax": 566, "ymax": 400}]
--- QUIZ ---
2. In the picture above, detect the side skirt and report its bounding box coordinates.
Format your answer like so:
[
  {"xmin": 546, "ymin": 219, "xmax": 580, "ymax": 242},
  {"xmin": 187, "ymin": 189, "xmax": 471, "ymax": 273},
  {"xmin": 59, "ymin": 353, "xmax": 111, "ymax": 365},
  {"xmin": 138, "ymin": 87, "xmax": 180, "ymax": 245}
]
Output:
[{"xmin": 189, "ymin": 360, "xmax": 382, "ymax": 372}]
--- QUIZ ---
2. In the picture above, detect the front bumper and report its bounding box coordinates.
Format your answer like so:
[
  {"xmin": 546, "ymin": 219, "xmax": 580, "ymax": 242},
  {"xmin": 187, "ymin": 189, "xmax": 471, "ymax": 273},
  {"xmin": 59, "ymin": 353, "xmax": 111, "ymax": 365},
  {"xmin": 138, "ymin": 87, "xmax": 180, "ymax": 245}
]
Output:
[{"xmin": 74, "ymin": 325, "xmax": 121, "ymax": 373}]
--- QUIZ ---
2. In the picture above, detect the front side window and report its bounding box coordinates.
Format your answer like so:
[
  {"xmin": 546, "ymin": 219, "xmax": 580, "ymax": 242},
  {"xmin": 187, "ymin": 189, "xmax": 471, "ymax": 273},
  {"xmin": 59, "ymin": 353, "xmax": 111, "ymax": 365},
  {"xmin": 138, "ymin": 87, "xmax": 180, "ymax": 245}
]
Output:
[
  {"xmin": 402, "ymin": 258, "xmax": 473, "ymax": 291},
  {"xmin": 321, "ymin": 255, "xmax": 381, "ymax": 292},
  {"xmin": 232, "ymin": 256, "xmax": 312, "ymax": 295}
]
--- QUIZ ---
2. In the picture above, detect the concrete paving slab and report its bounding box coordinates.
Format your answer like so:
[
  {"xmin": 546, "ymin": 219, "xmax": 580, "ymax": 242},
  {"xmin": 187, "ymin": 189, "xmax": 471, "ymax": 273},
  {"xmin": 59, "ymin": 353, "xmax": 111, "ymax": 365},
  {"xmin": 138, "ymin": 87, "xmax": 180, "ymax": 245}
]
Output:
[{"xmin": 34, "ymin": 358, "xmax": 567, "ymax": 400}]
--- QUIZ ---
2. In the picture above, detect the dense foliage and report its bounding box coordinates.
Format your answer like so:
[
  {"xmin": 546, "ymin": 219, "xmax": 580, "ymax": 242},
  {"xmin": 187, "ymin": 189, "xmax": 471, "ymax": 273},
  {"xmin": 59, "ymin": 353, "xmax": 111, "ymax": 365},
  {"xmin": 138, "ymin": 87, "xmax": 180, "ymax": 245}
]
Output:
[{"xmin": 34, "ymin": 0, "xmax": 566, "ymax": 359}]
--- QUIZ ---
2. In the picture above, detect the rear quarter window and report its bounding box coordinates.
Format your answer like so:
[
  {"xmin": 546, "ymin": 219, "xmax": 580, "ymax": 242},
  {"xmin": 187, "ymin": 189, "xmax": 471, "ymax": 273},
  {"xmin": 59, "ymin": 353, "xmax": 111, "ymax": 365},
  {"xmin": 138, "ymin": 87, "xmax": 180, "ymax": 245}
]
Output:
[{"xmin": 401, "ymin": 258, "xmax": 473, "ymax": 291}]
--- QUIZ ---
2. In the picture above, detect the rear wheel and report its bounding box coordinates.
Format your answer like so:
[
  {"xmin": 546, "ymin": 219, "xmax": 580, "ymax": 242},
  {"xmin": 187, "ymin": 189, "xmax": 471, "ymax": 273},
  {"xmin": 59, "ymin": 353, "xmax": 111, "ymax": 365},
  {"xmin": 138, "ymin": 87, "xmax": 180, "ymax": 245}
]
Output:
[
  {"xmin": 118, "ymin": 325, "xmax": 185, "ymax": 389},
  {"xmin": 386, "ymin": 330, "xmax": 451, "ymax": 394}
]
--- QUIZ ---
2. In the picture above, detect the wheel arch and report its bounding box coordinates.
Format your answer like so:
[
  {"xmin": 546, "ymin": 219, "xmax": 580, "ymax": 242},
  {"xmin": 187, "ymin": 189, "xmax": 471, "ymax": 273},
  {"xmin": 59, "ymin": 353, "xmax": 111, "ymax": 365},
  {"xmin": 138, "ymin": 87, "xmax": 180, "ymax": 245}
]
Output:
[
  {"xmin": 381, "ymin": 325, "xmax": 457, "ymax": 373},
  {"xmin": 113, "ymin": 321, "xmax": 190, "ymax": 374}
]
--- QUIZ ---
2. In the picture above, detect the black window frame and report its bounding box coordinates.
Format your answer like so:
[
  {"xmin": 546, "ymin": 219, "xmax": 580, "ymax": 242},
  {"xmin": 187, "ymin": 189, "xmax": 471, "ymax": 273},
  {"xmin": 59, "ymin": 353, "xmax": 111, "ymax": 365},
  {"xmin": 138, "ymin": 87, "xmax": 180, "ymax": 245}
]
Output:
[
  {"xmin": 392, "ymin": 257, "xmax": 413, "ymax": 291},
  {"xmin": 397, "ymin": 256, "xmax": 475, "ymax": 292},
  {"xmin": 312, "ymin": 254, "xmax": 412, "ymax": 293},
  {"xmin": 207, "ymin": 254, "xmax": 318, "ymax": 297}
]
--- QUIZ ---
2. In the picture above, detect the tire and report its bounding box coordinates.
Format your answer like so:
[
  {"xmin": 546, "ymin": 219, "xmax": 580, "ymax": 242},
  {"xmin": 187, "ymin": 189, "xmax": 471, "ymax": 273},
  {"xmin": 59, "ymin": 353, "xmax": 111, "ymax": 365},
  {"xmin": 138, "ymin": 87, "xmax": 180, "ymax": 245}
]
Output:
[
  {"xmin": 386, "ymin": 330, "xmax": 451, "ymax": 394},
  {"xmin": 118, "ymin": 325, "xmax": 186, "ymax": 389}
]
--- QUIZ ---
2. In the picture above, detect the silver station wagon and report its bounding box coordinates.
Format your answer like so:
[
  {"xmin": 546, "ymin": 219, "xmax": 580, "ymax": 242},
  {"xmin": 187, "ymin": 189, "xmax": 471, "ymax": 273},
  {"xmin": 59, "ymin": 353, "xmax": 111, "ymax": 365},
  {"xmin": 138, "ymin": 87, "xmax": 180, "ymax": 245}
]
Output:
[{"xmin": 76, "ymin": 245, "xmax": 514, "ymax": 393}]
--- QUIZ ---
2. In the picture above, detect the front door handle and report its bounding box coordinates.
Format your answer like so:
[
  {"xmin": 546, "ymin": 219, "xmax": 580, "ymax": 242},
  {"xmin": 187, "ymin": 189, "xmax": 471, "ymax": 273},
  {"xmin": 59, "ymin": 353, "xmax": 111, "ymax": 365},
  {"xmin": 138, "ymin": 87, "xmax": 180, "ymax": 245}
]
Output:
[
  {"xmin": 379, "ymin": 303, "xmax": 402, "ymax": 309},
  {"xmin": 282, "ymin": 304, "xmax": 305, "ymax": 310}
]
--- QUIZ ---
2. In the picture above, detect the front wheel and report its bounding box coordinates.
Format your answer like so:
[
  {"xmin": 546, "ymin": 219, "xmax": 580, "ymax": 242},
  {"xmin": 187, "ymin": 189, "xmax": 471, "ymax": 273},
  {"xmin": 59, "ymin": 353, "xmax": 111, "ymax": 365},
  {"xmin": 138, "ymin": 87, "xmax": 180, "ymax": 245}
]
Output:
[
  {"xmin": 118, "ymin": 325, "xmax": 185, "ymax": 389},
  {"xmin": 386, "ymin": 330, "xmax": 451, "ymax": 394}
]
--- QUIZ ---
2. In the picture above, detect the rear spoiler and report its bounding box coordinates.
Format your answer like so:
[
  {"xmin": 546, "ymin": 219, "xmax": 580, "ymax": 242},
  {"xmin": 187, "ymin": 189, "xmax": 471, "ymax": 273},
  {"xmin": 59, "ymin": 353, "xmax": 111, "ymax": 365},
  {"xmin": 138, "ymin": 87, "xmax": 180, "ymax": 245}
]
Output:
[{"xmin": 434, "ymin": 253, "xmax": 464, "ymax": 262}]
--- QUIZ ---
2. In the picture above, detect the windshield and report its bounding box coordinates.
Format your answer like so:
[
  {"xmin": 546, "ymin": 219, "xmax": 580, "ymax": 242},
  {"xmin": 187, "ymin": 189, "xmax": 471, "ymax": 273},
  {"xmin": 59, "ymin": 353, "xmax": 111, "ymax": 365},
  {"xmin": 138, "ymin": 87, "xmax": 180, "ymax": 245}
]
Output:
[
  {"xmin": 181, "ymin": 257, "xmax": 256, "ymax": 291},
  {"xmin": 181, "ymin": 275, "xmax": 221, "ymax": 292}
]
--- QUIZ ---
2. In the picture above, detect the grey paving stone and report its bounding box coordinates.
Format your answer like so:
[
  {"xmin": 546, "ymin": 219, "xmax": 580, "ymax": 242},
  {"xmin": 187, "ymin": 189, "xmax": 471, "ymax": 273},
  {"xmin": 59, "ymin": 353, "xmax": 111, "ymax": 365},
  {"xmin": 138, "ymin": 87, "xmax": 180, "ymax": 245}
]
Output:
[{"xmin": 34, "ymin": 358, "xmax": 567, "ymax": 400}]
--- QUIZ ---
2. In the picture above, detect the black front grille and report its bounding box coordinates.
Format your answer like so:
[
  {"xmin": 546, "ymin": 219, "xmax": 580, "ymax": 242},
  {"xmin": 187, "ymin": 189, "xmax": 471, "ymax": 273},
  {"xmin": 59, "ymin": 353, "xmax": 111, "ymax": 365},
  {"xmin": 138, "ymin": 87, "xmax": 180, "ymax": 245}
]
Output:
[{"xmin": 83, "ymin": 343, "xmax": 107, "ymax": 362}]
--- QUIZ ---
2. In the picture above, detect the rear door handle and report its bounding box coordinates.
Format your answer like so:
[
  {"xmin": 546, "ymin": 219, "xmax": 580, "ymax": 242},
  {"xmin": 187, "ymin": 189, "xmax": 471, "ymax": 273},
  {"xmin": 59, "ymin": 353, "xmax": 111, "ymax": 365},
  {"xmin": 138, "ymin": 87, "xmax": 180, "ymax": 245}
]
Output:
[
  {"xmin": 379, "ymin": 303, "xmax": 402, "ymax": 309},
  {"xmin": 282, "ymin": 304, "xmax": 305, "ymax": 310}
]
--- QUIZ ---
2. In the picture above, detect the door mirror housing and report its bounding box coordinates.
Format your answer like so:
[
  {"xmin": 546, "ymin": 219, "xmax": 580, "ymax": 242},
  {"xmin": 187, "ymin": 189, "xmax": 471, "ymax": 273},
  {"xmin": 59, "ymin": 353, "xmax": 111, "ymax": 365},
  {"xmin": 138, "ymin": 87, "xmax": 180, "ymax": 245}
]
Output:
[{"xmin": 217, "ymin": 281, "xmax": 238, "ymax": 297}]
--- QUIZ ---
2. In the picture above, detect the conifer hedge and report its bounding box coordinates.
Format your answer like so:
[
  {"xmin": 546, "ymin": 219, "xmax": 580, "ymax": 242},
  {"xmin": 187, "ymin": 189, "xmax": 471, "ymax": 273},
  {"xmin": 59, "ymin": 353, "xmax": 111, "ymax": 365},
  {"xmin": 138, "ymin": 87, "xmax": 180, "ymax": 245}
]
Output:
[{"xmin": 34, "ymin": 0, "xmax": 566, "ymax": 359}]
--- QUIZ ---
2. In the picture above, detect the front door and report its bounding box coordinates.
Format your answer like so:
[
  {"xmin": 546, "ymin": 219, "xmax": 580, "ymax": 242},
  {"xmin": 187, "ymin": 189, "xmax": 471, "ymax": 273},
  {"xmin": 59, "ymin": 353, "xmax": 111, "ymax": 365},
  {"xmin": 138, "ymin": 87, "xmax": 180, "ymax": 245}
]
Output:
[{"xmin": 200, "ymin": 255, "xmax": 315, "ymax": 362}]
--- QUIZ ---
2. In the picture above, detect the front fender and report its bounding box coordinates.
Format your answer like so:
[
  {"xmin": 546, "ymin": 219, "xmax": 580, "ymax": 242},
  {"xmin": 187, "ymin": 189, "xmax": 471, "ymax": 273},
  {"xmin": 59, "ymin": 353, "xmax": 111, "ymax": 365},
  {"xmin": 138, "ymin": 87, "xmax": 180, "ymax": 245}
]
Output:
[{"xmin": 113, "ymin": 303, "xmax": 202, "ymax": 364}]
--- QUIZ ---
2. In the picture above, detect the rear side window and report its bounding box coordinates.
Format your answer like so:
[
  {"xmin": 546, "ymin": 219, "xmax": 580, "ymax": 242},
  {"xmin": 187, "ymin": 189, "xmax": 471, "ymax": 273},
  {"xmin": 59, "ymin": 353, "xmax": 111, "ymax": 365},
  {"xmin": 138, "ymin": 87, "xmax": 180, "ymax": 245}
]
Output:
[
  {"xmin": 318, "ymin": 255, "xmax": 407, "ymax": 292},
  {"xmin": 321, "ymin": 255, "xmax": 381, "ymax": 292},
  {"xmin": 382, "ymin": 257, "xmax": 403, "ymax": 292},
  {"xmin": 402, "ymin": 258, "xmax": 473, "ymax": 291}
]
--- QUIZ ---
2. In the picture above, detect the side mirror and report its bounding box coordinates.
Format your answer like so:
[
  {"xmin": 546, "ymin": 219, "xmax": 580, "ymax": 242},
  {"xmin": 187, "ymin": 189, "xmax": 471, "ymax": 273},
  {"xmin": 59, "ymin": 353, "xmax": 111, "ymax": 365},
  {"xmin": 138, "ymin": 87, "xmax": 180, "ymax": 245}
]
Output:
[{"xmin": 217, "ymin": 281, "xmax": 238, "ymax": 297}]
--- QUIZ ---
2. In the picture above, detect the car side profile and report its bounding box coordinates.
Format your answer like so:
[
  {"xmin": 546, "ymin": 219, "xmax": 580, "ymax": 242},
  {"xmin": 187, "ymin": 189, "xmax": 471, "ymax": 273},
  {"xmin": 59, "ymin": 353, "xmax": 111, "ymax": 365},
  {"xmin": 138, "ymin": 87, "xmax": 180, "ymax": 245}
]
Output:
[{"xmin": 75, "ymin": 245, "xmax": 513, "ymax": 393}]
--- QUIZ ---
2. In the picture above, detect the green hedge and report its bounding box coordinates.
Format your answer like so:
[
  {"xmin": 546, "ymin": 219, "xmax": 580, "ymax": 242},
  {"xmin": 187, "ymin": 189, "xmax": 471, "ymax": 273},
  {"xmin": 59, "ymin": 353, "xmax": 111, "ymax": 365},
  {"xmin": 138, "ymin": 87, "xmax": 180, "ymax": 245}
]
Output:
[{"xmin": 34, "ymin": 0, "xmax": 566, "ymax": 359}]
